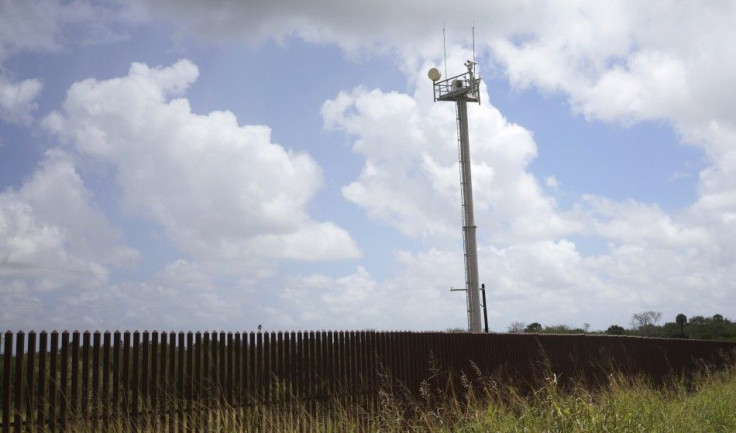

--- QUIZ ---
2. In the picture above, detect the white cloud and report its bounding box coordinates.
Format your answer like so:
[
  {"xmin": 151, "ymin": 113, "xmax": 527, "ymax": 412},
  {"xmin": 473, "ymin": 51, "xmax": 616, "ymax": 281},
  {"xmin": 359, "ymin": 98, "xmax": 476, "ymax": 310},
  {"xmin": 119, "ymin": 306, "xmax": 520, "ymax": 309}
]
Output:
[
  {"xmin": 280, "ymin": 249, "xmax": 468, "ymax": 330},
  {"xmin": 0, "ymin": 75, "xmax": 43, "ymax": 124},
  {"xmin": 322, "ymin": 51, "xmax": 571, "ymax": 245},
  {"xmin": 0, "ymin": 0, "xmax": 147, "ymax": 59},
  {"xmin": 7, "ymin": 1, "xmax": 736, "ymax": 331},
  {"xmin": 0, "ymin": 149, "xmax": 139, "ymax": 328},
  {"xmin": 44, "ymin": 59, "xmax": 360, "ymax": 261},
  {"xmin": 545, "ymin": 176, "xmax": 559, "ymax": 190},
  {"xmin": 0, "ymin": 149, "xmax": 138, "ymax": 270}
]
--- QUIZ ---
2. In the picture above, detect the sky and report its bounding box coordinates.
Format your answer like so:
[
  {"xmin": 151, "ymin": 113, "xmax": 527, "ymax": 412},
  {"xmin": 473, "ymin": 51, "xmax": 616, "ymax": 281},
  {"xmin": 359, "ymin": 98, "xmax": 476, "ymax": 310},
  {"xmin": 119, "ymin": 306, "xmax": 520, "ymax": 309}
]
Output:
[{"xmin": 1, "ymin": 1, "xmax": 735, "ymax": 333}]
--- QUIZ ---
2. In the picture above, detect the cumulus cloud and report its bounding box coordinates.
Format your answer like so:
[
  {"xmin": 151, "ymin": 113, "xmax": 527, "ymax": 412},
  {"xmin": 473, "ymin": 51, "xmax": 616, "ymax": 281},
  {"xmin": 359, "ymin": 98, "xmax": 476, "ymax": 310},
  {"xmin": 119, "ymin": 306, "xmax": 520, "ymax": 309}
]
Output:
[
  {"xmin": 0, "ymin": 75, "xmax": 43, "ymax": 124},
  {"xmin": 0, "ymin": 149, "xmax": 138, "ymax": 270},
  {"xmin": 7, "ymin": 1, "xmax": 736, "ymax": 331},
  {"xmin": 280, "ymin": 248, "xmax": 468, "ymax": 330},
  {"xmin": 0, "ymin": 149, "xmax": 139, "ymax": 328},
  {"xmin": 44, "ymin": 59, "xmax": 360, "ymax": 262},
  {"xmin": 322, "ymin": 50, "xmax": 570, "ymax": 245},
  {"xmin": 0, "ymin": 0, "xmax": 148, "ymax": 125}
]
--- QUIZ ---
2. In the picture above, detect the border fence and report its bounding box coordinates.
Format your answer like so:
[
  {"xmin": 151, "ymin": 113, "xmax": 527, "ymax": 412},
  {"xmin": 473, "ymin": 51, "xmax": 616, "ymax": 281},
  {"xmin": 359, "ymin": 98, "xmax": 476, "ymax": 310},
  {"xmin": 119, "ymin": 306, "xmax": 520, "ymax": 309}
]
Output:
[{"xmin": 1, "ymin": 330, "xmax": 735, "ymax": 432}]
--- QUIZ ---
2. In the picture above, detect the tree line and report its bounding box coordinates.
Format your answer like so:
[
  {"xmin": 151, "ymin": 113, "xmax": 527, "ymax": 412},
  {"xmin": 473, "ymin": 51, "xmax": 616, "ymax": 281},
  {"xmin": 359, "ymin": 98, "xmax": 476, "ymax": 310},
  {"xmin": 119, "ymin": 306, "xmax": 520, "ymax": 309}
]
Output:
[{"xmin": 505, "ymin": 311, "xmax": 736, "ymax": 342}]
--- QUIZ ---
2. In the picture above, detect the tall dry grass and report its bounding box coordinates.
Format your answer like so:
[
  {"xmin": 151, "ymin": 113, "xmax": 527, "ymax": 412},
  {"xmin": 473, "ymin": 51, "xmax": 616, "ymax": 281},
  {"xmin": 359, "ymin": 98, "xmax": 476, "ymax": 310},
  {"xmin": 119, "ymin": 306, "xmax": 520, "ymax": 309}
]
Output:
[{"xmin": 58, "ymin": 357, "xmax": 736, "ymax": 432}]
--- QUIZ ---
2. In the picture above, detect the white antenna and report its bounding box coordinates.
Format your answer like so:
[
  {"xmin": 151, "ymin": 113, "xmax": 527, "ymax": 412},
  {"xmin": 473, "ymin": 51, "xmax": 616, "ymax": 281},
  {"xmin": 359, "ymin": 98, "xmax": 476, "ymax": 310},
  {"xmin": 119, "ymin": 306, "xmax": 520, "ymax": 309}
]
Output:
[
  {"xmin": 443, "ymin": 22, "xmax": 448, "ymax": 80},
  {"xmin": 472, "ymin": 22, "xmax": 476, "ymax": 65}
]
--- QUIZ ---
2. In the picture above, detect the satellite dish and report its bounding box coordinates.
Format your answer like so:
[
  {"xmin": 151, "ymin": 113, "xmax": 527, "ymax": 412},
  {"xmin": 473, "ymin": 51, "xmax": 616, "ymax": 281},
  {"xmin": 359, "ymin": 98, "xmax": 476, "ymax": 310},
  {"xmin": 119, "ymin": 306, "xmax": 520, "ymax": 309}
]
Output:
[{"xmin": 428, "ymin": 67, "xmax": 442, "ymax": 81}]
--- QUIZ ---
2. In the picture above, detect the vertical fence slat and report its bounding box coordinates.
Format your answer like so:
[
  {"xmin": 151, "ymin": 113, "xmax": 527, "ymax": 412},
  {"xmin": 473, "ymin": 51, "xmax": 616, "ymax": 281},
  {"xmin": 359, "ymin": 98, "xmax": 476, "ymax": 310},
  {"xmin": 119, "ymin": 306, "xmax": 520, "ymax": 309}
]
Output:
[
  {"xmin": 23, "ymin": 331, "xmax": 35, "ymax": 433},
  {"xmin": 12, "ymin": 331, "xmax": 23, "ymax": 433},
  {"xmin": 232, "ymin": 333, "xmax": 241, "ymax": 413},
  {"xmin": 230, "ymin": 332, "xmax": 238, "ymax": 410},
  {"xmin": 359, "ymin": 331, "xmax": 368, "ymax": 414},
  {"xmin": 131, "ymin": 331, "xmax": 140, "ymax": 430},
  {"xmin": 350, "ymin": 330, "xmax": 356, "ymax": 400},
  {"xmin": 202, "ymin": 332, "xmax": 210, "ymax": 431},
  {"xmin": 193, "ymin": 332, "xmax": 202, "ymax": 433},
  {"xmin": 186, "ymin": 332, "xmax": 193, "ymax": 433},
  {"xmin": 368, "ymin": 331, "xmax": 377, "ymax": 416},
  {"xmin": 81, "ymin": 331, "xmax": 90, "ymax": 423},
  {"xmin": 150, "ymin": 331, "xmax": 158, "ymax": 432},
  {"xmin": 102, "ymin": 331, "xmax": 111, "ymax": 432},
  {"xmin": 324, "ymin": 331, "xmax": 332, "ymax": 402},
  {"xmin": 218, "ymin": 331, "xmax": 226, "ymax": 419},
  {"xmin": 320, "ymin": 330, "xmax": 326, "ymax": 412},
  {"xmin": 122, "ymin": 331, "xmax": 131, "ymax": 425},
  {"xmin": 210, "ymin": 331, "xmax": 218, "ymax": 429},
  {"xmin": 226, "ymin": 332, "xmax": 234, "ymax": 431},
  {"xmin": 337, "ymin": 331, "xmax": 346, "ymax": 402},
  {"xmin": 70, "ymin": 331, "xmax": 80, "ymax": 425},
  {"xmin": 91, "ymin": 332, "xmax": 101, "ymax": 433},
  {"xmin": 263, "ymin": 332, "xmax": 271, "ymax": 429},
  {"xmin": 247, "ymin": 332, "xmax": 255, "ymax": 431},
  {"xmin": 59, "ymin": 332, "xmax": 69, "ymax": 431},
  {"xmin": 48, "ymin": 332, "xmax": 59, "ymax": 433},
  {"xmin": 177, "ymin": 332, "xmax": 184, "ymax": 433},
  {"xmin": 157, "ymin": 332, "xmax": 166, "ymax": 433},
  {"xmin": 355, "ymin": 331, "xmax": 368, "ymax": 412},
  {"xmin": 295, "ymin": 332, "xmax": 303, "ymax": 409},
  {"xmin": 113, "ymin": 331, "xmax": 123, "ymax": 427},
  {"xmin": 2, "ymin": 331, "xmax": 10, "ymax": 433},
  {"xmin": 284, "ymin": 332, "xmax": 293, "ymax": 424},
  {"xmin": 264, "ymin": 332, "xmax": 272, "ymax": 410},
  {"xmin": 111, "ymin": 332, "xmax": 120, "ymax": 428},
  {"xmin": 167, "ymin": 332, "xmax": 175, "ymax": 433},
  {"xmin": 305, "ymin": 330, "xmax": 312, "ymax": 427},
  {"xmin": 142, "ymin": 330, "xmax": 149, "ymax": 425},
  {"xmin": 255, "ymin": 332, "xmax": 263, "ymax": 419},
  {"xmin": 37, "ymin": 332, "xmax": 47, "ymax": 433}
]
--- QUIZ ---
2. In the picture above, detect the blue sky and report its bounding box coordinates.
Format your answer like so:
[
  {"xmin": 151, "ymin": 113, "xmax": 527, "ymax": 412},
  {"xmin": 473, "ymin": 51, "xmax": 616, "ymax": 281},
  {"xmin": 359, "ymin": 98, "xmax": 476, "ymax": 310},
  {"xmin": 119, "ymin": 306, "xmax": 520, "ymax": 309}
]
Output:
[{"xmin": 1, "ymin": 1, "xmax": 734, "ymax": 333}]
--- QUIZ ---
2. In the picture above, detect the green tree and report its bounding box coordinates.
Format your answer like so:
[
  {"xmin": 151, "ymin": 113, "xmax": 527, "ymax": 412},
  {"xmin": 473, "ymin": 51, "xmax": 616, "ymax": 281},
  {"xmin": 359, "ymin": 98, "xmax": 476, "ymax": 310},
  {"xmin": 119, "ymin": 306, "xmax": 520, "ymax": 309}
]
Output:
[
  {"xmin": 525, "ymin": 322, "xmax": 542, "ymax": 333},
  {"xmin": 606, "ymin": 324, "xmax": 626, "ymax": 335},
  {"xmin": 676, "ymin": 313, "xmax": 688, "ymax": 338}
]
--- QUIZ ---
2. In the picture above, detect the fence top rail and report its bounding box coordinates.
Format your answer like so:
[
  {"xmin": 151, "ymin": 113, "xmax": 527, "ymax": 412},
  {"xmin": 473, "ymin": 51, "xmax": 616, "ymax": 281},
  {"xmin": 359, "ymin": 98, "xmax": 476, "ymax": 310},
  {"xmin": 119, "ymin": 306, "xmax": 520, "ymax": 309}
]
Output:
[{"xmin": 2, "ymin": 329, "xmax": 735, "ymax": 344}]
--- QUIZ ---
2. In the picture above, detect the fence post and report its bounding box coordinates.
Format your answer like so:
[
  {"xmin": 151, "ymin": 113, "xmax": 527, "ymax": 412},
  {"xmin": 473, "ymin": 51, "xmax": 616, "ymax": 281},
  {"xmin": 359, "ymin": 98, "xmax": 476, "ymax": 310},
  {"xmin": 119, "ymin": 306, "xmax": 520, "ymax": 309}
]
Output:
[
  {"xmin": 142, "ymin": 330, "xmax": 149, "ymax": 424},
  {"xmin": 227, "ymin": 332, "xmax": 234, "ymax": 413},
  {"xmin": 37, "ymin": 332, "xmax": 47, "ymax": 433},
  {"xmin": 202, "ymin": 332, "xmax": 210, "ymax": 431},
  {"xmin": 1, "ymin": 331, "xmax": 9, "ymax": 433},
  {"xmin": 25, "ymin": 331, "xmax": 36, "ymax": 433},
  {"xmin": 157, "ymin": 332, "xmax": 166, "ymax": 432},
  {"xmin": 81, "ymin": 331, "xmax": 90, "ymax": 423},
  {"xmin": 91, "ymin": 332, "xmax": 101, "ymax": 432},
  {"xmin": 150, "ymin": 331, "xmax": 158, "ymax": 432},
  {"xmin": 131, "ymin": 331, "xmax": 140, "ymax": 431},
  {"xmin": 59, "ymin": 331, "xmax": 70, "ymax": 431},
  {"xmin": 102, "ymin": 331, "xmax": 111, "ymax": 432},
  {"xmin": 247, "ymin": 332, "xmax": 256, "ymax": 431},
  {"xmin": 167, "ymin": 332, "xmax": 175, "ymax": 433},
  {"xmin": 177, "ymin": 332, "xmax": 185, "ymax": 432},
  {"xmin": 186, "ymin": 331, "xmax": 193, "ymax": 433},
  {"xmin": 193, "ymin": 331, "xmax": 202, "ymax": 432}
]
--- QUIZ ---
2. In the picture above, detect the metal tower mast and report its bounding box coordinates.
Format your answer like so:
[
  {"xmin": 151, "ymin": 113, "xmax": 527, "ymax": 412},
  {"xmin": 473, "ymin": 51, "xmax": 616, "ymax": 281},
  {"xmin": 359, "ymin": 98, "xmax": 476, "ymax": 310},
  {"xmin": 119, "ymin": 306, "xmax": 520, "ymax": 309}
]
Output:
[{"xmin": 429, "ymin": 61, "xmax": 483, "ymax": 333}]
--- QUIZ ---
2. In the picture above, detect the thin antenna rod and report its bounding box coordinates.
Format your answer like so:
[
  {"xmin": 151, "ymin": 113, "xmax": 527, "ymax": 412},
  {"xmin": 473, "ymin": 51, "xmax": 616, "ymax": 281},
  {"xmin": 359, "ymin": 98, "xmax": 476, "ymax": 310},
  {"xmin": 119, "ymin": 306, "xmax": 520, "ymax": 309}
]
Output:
[
  {"xmin": 472, "ymin": 22, "xmax": 476, "ymax": 65},
  {"xmin": 443, "ymin": 22, "xmax": 448, "ymax": 79}
]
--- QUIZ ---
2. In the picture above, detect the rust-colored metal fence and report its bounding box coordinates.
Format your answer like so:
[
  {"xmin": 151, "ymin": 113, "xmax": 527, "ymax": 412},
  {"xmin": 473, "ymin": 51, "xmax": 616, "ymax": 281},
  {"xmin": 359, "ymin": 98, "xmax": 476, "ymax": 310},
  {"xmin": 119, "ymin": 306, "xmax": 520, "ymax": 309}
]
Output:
[{"xmin": 1, "ymin": 330, "xmax": 734, "ymax": 431}]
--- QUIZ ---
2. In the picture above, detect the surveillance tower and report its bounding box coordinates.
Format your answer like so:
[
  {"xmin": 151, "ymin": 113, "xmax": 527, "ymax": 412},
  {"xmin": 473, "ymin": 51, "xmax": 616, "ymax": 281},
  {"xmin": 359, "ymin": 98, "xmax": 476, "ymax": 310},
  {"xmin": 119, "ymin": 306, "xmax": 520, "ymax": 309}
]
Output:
[{"xmin": 429, "ymin": 60, "xmax": 483, "ymax": 333}]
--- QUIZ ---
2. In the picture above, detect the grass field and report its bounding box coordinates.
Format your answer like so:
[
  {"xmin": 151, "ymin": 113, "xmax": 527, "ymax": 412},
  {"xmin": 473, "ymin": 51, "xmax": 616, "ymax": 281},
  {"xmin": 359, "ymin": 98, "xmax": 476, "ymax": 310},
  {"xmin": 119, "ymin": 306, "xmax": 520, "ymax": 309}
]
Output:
[{"xmin": 62, "ymin": 360, "xmax": 736, "ymax": 432}]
